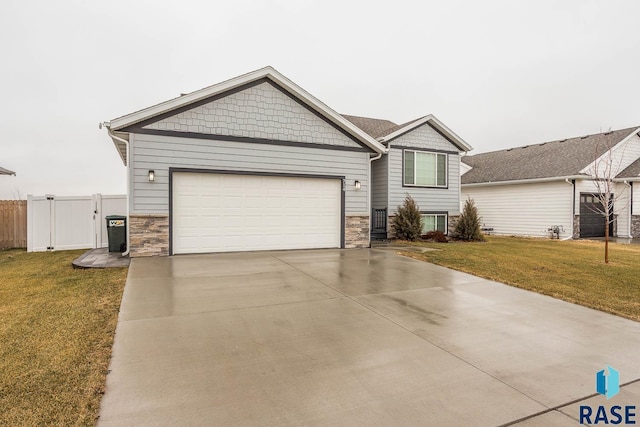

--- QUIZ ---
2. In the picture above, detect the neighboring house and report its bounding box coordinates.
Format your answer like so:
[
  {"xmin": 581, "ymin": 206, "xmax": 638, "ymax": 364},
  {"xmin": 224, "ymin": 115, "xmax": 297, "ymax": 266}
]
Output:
[
  {"xmin": 461, "ymin": 126, "xmax": 640, "ymax": 239},
  {"xmin": 343, "ymin": 115, "xmax": 472, "ymax": 239},
  {"xmin": 0, "ymin": 167, "xmax": 16, "ymax": 176},
  {"xmin": 104, "ymin": 67, "xmax": 472, "ymax": 256}
]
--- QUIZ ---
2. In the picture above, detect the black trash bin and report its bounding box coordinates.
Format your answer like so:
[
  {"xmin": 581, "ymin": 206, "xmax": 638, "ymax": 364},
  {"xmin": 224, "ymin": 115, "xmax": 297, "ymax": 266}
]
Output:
[{"xmin": 106, "ymin": 215, "xmax": 127, "ymax": 253}]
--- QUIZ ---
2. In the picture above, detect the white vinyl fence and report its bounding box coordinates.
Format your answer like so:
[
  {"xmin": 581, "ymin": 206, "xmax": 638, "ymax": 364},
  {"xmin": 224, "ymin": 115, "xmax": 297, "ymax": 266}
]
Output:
[{"xmin": 27, "ymin": 194, "xmax": 126, "ymax": 252}]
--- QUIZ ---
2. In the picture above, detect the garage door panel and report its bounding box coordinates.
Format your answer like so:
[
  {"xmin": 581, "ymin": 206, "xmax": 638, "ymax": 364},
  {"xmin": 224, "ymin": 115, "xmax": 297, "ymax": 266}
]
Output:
[
  {"xmin": 579, "ymin": 193, "xmax": 612, "ymax": 238},
  {"xmin": 173, "ymin": 172, "xmax": 341, "ymax": 254}
]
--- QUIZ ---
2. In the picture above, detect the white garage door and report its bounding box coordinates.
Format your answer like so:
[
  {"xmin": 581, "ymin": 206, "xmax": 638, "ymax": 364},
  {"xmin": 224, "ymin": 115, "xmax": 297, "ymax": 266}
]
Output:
[{"xmin": 172, "ymin": 172, "xmax": 342, "ymax": 254}]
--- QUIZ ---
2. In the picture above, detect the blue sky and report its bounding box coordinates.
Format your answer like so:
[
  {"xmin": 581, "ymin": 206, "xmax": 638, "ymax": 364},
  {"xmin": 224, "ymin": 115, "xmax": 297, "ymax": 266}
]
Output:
[{"xmin": 1, "ymin": 0, "xmax": 639, "ymax": 198}]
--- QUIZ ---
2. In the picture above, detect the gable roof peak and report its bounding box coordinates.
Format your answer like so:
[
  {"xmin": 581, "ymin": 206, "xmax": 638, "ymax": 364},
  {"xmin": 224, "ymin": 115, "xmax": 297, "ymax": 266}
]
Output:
[
  {"xmin": 104, "ymin": 66, "xmax": 387, "ymax": 163},
  {"xmin": 380, "ymin": 114, "xmax": 472, "ymax": 152}
]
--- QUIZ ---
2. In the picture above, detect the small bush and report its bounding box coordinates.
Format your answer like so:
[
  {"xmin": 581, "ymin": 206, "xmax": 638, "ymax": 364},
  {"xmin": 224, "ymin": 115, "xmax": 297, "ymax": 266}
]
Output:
[
  {"xmin": 391, "ymin": 195, "xmax": 422, "ymax": 241},
  {"xmin": 454, "ymin": 198, "xmax": 485, "ymax": 241},
  {"xmin": 422, "ymin": 230, "xmax": 448, "ymax": 243}
]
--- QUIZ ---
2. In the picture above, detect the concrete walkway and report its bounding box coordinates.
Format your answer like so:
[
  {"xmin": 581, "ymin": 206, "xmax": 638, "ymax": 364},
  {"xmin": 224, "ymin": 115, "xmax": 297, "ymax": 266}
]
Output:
[
  {"xmin": 98, "ymin": 248, "xmax": 640, "ymax": 426},
  {"xmin": 72, "ymin": 248, "xmax": 130, "ymax": 268}
]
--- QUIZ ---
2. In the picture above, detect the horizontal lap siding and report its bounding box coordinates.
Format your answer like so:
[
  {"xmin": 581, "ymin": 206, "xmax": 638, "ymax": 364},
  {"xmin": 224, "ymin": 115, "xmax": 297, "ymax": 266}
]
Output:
[
  {"xmin": 130, "ymin": 133, "xmax": 369, "ymax": 215},
  {"xmin": 371, "ymin": 155, "xmax": 388, "ymax": 209},
  {"xmin": 388, "ymin": 148, "xmax": 461, "ymax": 214},
  {"xmin": 614, "ymin": 183, "xmax": 632, "ymax": 237},
  {"xmin": 462, "ymin": 181, "xmax": 573, "ymax": 238}
]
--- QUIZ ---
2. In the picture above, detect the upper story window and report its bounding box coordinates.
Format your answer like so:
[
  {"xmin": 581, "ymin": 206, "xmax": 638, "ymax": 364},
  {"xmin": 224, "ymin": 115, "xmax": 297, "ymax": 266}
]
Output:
[{"xmin": 403, "ymin": 150, "xmax": 447, "ymax": 187}]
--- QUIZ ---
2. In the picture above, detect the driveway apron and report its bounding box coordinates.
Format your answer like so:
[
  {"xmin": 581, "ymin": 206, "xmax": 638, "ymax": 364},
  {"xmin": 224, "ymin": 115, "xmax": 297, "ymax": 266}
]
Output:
[{"xmin": 98, "ymin": 248, "xmax": 640, "ymax": 426}]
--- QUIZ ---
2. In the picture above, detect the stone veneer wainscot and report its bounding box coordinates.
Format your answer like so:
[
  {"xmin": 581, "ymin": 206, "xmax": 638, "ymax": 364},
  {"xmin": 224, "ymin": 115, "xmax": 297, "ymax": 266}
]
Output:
[
  {"xmin": 344, "ymin": 215, "xmax": 370, "ymax": 249},
  {"xmin": 129, "ymin": 214, "xmax": 369, "ymax": 255},
  {"xmin": 129, "ymin": 215, "xmax": 169, "ymax": 257},
  {"xmin": 632, "ymin": 215, "xmax": 640, "ymax": 238}
]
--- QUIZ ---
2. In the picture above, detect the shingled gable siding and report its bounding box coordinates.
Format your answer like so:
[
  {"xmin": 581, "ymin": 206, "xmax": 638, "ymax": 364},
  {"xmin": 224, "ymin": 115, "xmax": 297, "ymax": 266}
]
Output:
[
  {"xmin": 387, "ymin": 124, "xmax": 462, "ymax": 215},
  {"xmin": 389, "ymin": 122, "xmax": 461, "ymax": 152},
  {"xmin": 142, "ymin": 81, "xmax": 362, "ymax": 149},
  {"xmin": 462, "ymin": 181, "xmax": 573, "ymax": 238}
]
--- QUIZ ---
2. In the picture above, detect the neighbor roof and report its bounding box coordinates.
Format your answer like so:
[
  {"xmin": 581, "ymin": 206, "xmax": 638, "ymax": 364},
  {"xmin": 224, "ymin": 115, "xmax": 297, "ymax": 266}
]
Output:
[
  {"xmin": 0, "ymin": 167, "xmax": 15, "ymax": 176},
  {"xmin": 461, "ymin": 126, "xmax": 640, "ymax": 184},
  {"xmin": 105, "ymin": 66, "xmax": 386, "ymax": 164},
  {"xmin": 617, "ymin": 157, "xmax": 640, "ymax": 179}
]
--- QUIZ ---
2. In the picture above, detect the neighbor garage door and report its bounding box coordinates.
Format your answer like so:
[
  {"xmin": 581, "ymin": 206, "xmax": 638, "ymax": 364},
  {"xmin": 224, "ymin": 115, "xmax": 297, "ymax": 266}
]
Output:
[
  {"xmin": 172, "ymin": 172, "xmax": 342, "ymax": 254},
  {"xmin": 579, "ymin": 193, "xmax": 612, "ymax": 238}
]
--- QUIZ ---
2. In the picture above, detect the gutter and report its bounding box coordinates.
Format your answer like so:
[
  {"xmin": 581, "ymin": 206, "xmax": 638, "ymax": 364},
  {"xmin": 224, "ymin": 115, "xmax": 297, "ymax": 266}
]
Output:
[
  {"xmin": 462, "ymin": 175, "xmax": 589, "ymax": 188},
  {"xmin": 613, "ymin": 177, "xmax": 640, "ymax": 182},
  {"xmin": 101, "ymin": 122, "xmax": 131, "ymax": 257}
]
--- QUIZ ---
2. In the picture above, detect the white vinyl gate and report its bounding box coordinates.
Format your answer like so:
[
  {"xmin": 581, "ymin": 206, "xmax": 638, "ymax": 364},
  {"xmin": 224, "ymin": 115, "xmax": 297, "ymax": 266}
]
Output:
[{"xmin": 27, "ymin": 194, "xmax": 126, "ymax": 252}]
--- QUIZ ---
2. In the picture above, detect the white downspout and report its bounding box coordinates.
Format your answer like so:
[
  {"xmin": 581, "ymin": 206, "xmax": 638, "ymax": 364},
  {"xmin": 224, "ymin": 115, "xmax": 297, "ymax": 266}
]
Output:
[
  {"xmin": 368, "ymin": 152, "xmax": 383, "ymax": 212},
  {"xmin": 368, "ymin": 151, "xmax": 384, "ymax": 245},
  {"xmin": 563, "ymin": 178, "xmax": 575, "ymax": 240},
  {"xmin": 623, "ymin": 180, "xmax": 632, "ymax": 238},
  {"xmin": 104, "ymin": 124, "xmax": 131, "ymax": 256}
]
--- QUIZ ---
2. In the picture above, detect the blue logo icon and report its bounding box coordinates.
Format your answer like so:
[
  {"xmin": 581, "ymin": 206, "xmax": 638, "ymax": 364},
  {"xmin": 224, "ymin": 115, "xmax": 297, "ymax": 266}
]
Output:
[{"xmin": 596, "ymin": 366, "xmax": 620, "ymax": 399}]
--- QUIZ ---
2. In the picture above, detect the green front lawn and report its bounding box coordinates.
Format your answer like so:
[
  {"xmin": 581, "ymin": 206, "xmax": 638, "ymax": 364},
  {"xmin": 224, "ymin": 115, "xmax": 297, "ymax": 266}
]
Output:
[
  {"xmin": 401, "ymin": 236, "xmax": 640, "ymax": 321},
  {"xmin": 0, "ymin": 249, "xmax": 127, "ymax": 426}
]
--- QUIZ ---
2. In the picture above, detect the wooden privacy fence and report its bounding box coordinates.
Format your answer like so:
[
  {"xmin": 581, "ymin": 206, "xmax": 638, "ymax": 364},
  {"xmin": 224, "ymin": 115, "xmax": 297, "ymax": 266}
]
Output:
[{"xmin": 0, "ymin": 200, "xmax": 27, "ymax": 249}]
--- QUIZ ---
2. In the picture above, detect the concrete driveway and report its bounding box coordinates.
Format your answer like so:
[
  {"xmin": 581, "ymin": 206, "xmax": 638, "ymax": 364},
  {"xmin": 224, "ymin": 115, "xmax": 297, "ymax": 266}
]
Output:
[{"xmin": 98, "ymin": 248, "xmax": 640, "ymax": 426}]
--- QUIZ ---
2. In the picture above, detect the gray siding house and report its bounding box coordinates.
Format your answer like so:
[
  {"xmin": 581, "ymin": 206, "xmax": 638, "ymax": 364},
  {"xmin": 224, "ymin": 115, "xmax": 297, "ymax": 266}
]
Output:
[
  {"xmin": 344, "ymin": 115, "xmax": 472, "ymax": 238},
  {"xmin": 104, "ymin": 67, "xmax": 385, "ymax": 256},
  {"xmin": 104, "ymin": 67, "xmax": 471, "ymax": 256}
]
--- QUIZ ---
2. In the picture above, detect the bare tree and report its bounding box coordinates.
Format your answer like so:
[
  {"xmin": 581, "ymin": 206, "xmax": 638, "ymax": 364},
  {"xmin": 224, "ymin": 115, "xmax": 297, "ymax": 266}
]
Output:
[{"xmin": 584, "ymin": 137, "xmax": 630, "ymax": 263}]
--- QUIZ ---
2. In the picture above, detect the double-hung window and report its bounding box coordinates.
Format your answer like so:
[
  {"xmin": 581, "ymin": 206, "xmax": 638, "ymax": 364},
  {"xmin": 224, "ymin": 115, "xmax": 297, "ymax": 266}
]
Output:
[{"xmin": 403, "ymin": 150, "xmax": 447, "ymax": 187}]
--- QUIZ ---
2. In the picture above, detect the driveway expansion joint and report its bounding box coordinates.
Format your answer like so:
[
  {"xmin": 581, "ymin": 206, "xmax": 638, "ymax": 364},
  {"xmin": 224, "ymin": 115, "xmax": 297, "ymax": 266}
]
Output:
[
  {"xmin": 101, "ymin": 249, "xmax": 640, "ymax": 426},
  {"xmin": 119, "ymin": 295, "xmax": 343, "ymax": 323},
  {"xmin": 269, "ymin": 250, "xmax": 550, "ymax": 412}
]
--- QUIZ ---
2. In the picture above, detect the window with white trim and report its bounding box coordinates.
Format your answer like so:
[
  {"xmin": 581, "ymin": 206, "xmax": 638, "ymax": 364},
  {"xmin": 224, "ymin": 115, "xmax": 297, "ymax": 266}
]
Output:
[
  {"xmin": 421, "ymin": 213, "xmax": 447, "ymax": 234},
  {"xmin": 403, "ymin": 150, "xmax": 447, "ymax": 187}
]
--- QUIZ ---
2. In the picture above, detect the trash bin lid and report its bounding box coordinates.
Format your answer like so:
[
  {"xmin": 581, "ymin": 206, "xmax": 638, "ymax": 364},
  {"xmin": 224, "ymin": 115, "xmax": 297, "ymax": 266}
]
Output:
[{"xmin": 105, "ymin": 215, "xmax": 127, "ymax": 220}]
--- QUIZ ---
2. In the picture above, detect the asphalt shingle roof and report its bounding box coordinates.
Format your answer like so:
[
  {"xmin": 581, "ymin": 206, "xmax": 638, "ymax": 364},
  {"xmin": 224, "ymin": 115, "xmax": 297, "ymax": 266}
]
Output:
[
  {"xmin": 341, "ymin": 114, "xmax": 398, "ymax": 139},
  {"xmin": 461, "ymin": 127, "xmax": 639, "ymax": 184},
  {"xmin": 618, "ymin": 157, "xmax": 640, "ymax": 178}
]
